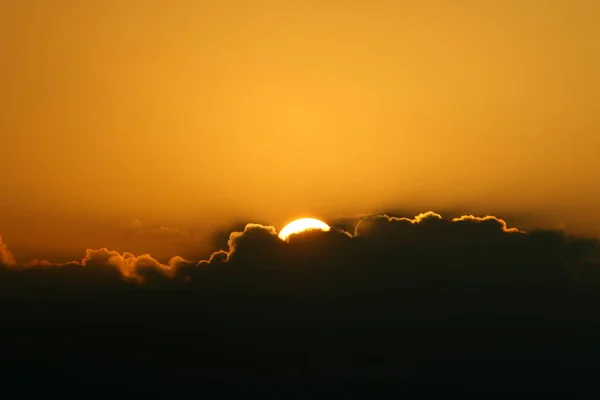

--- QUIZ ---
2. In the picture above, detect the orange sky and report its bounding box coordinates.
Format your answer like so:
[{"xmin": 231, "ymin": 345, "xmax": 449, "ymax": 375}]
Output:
[{"xmin": 1, "ymin": 0, "xmax": 599, "ymax": 262}]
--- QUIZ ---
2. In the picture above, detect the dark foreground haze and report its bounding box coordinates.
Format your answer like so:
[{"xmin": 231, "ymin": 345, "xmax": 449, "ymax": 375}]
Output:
[{"xmin": 2, "ymin": 212, "xmax": 600, "ymax": 394}]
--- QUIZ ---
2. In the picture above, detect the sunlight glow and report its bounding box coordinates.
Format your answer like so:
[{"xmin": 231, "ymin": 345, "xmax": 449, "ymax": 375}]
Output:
[{"xmin": 278, "ymin": 218, "xmax": 331, "ymax": 241}]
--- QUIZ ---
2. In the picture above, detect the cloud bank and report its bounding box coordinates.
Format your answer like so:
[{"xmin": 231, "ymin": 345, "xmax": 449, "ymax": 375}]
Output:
[
  {"xmin": 2, "ymin": 211, "xmax": 600, "ymax": 393},
  {"xmin": 1, "ymin": 211, "xmax": 597, "ymax": 287}
]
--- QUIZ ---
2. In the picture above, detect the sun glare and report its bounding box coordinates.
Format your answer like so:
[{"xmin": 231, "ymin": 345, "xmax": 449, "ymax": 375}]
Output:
[{"xmin": 278, "ymin": 218, "xmax": 331, "ymax": 241}]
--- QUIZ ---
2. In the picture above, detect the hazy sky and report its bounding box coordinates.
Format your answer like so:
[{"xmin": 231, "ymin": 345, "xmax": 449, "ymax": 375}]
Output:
[{"xmin": 1, "ymin": 0, "xmax": 599, "ymax": 261}]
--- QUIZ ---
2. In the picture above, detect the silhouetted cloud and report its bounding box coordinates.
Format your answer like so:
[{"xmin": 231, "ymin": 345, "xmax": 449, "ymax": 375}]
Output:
[
  {"xmin": 3, "ymin": 211, "xmax": 600, "ymax": 392},
  {"xmin": 2, "ymin": 211, "xmax": 599, "ymax": 286},
  {"xmin": 451, "ymin": 214, "xmax": 522, "ymax": 232},
  {"xmin": 0, "ymin": 243, "xmax": 190, "ymax": 284}
]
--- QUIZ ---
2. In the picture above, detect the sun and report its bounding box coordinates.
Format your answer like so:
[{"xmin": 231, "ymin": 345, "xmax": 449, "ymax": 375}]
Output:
[{"xmin": 278, "ymin": 218, "xmax": 331, "ymax": 241}]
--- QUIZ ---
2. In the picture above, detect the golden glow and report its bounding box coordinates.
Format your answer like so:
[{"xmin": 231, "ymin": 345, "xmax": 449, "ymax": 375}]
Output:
[
  {"xmin": 1, "ymin": 1, "xmax": 600, "ymax": 261},
  {"xmin": 279, "ymin": 218, "xmax": 331, "ymax": 241}
]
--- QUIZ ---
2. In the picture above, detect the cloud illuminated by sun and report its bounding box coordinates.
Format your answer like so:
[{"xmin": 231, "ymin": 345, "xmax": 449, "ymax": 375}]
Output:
[{"xmin": 278, "ymin": 218, "xmax": 331, "ymax": 241}]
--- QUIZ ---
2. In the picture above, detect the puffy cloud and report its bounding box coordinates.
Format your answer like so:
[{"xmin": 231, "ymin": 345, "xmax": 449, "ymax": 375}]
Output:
[
  {"xmin": 1, "ymin": 210, "xmax": 600, "ymax": 301},
  {"xmin": 0, "ymin": 235, "xmax": 16, "ymax": 266},
  {"xmin": 3, "ymin": 211, "xmax": 600, "ymax": 391},
  {"xmin": 224, "ymin": 223, "xmax": 283, "ymax": 263},
  {"xmin": 354, "ymin": 211, "xmax": 446, "ymax": 238},
  {"xmin": 4, "ymin": 247, "xmax": 190, "ymax": 285},
  {"xmin": 198, "ymin": 250, "xmax": 228, "ymax": 267},
  {"xmin": 451, "ymin": 214, "xmax": 522, "ymax": 233},
  {"xmin": 3, "ymin": 211, "xmax": 599, "ymax": 287},
  {"xmin": 81, "ymin": 248, "xmax": 190, "ymax": 283}
]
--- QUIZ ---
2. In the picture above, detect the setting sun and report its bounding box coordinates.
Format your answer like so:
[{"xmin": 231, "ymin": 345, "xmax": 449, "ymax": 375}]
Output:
[{"xmin": 278, "ymin": 218, "xmax": 331, "ymax": 241}]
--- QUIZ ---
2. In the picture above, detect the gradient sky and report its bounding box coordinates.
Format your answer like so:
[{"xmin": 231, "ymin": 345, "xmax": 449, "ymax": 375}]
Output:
[{"xmin": 1, "ymin": 0, "xmax": 599, "ymax": 261}]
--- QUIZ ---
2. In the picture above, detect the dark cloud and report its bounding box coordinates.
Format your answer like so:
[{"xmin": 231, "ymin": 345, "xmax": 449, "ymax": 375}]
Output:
[
  {"xmin": 2, "ymin": 211, "xmax": 600, "ymax": 393},
  {"xmin": 2, "ymin": 210, "xmax": 599, "ymax": 294},
  {"xmin": 451, "ymin": 214, "xmax": 521, "ymax": 232},
  {"xmin": 0, "ymin": 244, "xmax": 190, "ymax": 285}
]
